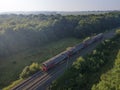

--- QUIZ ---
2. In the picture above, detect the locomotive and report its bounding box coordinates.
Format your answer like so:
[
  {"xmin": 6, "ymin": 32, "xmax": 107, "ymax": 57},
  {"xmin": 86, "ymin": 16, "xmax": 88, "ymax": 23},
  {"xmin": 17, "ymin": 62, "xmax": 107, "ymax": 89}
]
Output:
[{"xmin": 42, "ymin": 33, "xmax": 103, "ymax": 71}]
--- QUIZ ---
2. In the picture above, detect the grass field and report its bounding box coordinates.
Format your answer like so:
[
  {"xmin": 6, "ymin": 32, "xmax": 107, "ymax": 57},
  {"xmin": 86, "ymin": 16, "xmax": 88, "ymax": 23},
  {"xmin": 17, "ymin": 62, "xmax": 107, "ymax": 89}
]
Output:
[{"xmin": 0, "ymin": 37, "xmax": 82, "ymax": 89}]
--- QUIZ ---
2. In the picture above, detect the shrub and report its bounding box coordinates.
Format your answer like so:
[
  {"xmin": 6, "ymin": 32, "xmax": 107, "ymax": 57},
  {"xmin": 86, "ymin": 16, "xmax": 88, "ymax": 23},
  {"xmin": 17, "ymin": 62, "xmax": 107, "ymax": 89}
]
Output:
[{"xmin": 20, "ymin": 63, "xmax": 40, "ymax": 79}]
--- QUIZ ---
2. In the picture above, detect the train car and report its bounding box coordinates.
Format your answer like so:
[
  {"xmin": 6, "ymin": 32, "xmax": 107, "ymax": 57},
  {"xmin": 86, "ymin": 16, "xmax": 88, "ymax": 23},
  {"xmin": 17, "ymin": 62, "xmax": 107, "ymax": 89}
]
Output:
[
  {"xmin": 42, "ymin": 33, "xmax": 103, "ymax": 71},
  {"xmin": 66, "ymin": 47, "xmax": 75, "ymax": 57},
  {"xmin": 88, "ymin": 37, "xmax": 96, "ymax": 44},
  {"xmin": 92, "ymin": 33, "xmax": 103, "ymax": 41},
  {"xmin": 72, "ymin": 43, "xmax": 84, "ymax": 54},
  {"xmin": 84, "ymin": 33, "xmax": 103, "ymax": 46},
  {"xmin": 96, "ymin": 33, "xmax": 103, "ymax": 40},
  {"xmin": 42, "ymin": 51, "xmax": 69, "ymax": 71},
  {"xmin": 82, "ymin": 38, "xmax": 92, "ymax": 47}
]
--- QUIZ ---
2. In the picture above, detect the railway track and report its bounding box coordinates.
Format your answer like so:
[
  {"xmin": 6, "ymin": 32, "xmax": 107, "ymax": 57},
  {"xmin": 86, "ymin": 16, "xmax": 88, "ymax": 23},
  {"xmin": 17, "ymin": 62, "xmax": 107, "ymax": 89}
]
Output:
[
  {"xmin": 13, "ymin": 61, "xmax": 67, "ymax": 90},
  {"xmin": 27, "ymin": 57, "xmax": 75, "ymax": 90},
  {"xmin": 11, "ymin": 71, "xmax": 43, "ymax": 90},
  {"xmin": 26, "ymin": 68, "xmax": 63, "ymax": 90},
  {"xmin": 23, "ymin": 73, "xmax": 48, "ymax": 90},
  {"xmin": 23, "ymin": 41, "xmax": 103, "ymax": 90},
  {"xmin": 11, "ymin": 30, "xmax": 116, "ymax": 90}
]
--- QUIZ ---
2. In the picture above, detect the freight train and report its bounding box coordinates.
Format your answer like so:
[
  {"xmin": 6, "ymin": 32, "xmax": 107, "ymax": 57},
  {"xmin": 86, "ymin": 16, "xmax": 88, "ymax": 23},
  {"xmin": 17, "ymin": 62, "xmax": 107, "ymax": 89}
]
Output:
[{"xmin": 42, "ymin": 33, "xmax": 103, "ymax": 71}]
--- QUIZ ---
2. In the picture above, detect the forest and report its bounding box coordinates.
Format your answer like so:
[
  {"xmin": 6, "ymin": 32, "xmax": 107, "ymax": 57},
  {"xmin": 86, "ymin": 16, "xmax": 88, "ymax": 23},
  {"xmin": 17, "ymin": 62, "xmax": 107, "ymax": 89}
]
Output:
[
  {"xmin": 1, "ymin": 12, "xmax": 120, "ymax": 89},
  {"xmin": 51, "ymin": 29, "xmax": 120, "ymax": 90},
  {"xmin": 0, "ymin": 12, "xmax": 120, "ymax": 56}
]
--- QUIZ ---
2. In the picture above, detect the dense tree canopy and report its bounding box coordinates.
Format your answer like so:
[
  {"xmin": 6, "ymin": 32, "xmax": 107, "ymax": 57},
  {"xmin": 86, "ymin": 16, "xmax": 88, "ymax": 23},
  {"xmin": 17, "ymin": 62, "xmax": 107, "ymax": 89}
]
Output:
[
  {"xmin": 92, "ymin": 31, "xmax": 120, "ymax": 90},
  {"xmin": 0, "ymin": 12, "xmax": 120, "ymax": 56},
  {"xmin": 92, "ymin": 50, "xmax": 120, "ymax": 90},
  {"xmin": 1, "ymin": 12, "xmax": 120, "ymax": 89}
]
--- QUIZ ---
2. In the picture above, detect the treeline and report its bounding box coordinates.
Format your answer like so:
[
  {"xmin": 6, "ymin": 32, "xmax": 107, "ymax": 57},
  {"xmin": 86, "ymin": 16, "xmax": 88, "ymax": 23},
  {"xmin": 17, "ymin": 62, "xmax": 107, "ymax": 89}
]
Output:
[
  {"xmin": 92, "ymin": 51, "xmax": 120, "ymax": 90},
  {"xmin": 92, "ymin": 30, "xmax": 120, "ymax": 90},
  {"xmin": 50, "ymin": 29, "xmax": 120, "ymax": 90},
  {"xmin": 0, "ymin": 12, "xmax": 120, "ymax": 56}
]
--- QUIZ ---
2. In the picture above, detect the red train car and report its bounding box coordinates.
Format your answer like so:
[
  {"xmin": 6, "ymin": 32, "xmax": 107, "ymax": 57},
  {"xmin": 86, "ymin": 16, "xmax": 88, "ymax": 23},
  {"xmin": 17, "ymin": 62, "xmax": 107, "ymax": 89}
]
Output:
[{"xmin": 42, "ymin": 33, "xmax": 103, "ymax": 71}]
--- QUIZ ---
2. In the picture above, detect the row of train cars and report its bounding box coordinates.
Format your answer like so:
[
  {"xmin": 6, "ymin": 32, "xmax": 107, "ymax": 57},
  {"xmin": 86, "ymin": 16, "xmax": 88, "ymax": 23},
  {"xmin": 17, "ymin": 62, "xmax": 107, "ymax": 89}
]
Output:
[{"xmin": 42, "ymin": 33, "xmax": 103, "ymax": 71}]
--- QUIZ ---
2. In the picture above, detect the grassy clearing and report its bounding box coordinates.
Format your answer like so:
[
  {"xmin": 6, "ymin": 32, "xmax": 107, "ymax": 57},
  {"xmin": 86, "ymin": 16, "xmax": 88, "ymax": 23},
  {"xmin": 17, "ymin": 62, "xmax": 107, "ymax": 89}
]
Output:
[{"xmin": 0, "ymin": 37, "xmax": 81, "ymax": 89}]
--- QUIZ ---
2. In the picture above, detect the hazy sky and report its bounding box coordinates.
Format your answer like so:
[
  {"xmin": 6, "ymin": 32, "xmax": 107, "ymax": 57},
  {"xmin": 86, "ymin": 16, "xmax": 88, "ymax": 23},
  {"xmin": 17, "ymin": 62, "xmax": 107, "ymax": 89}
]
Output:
[{"xmin": 0, "ymin": 0, "xmax": 120, "ymax": 12}]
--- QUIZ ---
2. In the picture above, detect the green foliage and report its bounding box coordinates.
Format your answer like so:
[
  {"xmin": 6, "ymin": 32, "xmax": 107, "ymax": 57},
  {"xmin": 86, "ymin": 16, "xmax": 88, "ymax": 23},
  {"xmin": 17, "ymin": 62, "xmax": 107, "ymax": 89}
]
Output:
[
  {"xmin": 116, "ymin": 29, "xmax": 120, "ymax": 36},
  {"xmin": 73, "ymin": 57, "xmax": 85, "ymax": 70},
  {"xmin": 51, "ymin": 32, "xmax": 120, "ymax": 90},
  {"xmin": 0, "ymin": 37, "xmax": 81, "ymax": 89},
  {"xmin": 0, "ymin": 12, "xmax": 120, "ymax": 56},
  {"xmin": 3, "ymin": 79, "xmax": 23, "ymax": 90},
  {"xmin": 1, "ymin": 12, "xmax": 120, "ymax": 89},
  {"xmin": 92, "ymin": 50, "xmax": 120, "ymax": 90},
  {"xmin": 83, "ymin": 37, "xmax": 91, "ymax": 42},
  {"xmin": 19, "ymin": 66, "xmax": 30, "ymax": 78},
  {"xmin": 20, "ymin": 63, "xmax": 40, "ymax": 79}
]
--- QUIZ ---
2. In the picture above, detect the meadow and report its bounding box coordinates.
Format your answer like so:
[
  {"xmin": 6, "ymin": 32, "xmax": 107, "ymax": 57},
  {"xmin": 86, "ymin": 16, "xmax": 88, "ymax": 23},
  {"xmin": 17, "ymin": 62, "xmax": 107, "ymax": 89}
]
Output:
[{"xmin": 0, "ymin": 37, "xmax": 81, "ymax": 88}]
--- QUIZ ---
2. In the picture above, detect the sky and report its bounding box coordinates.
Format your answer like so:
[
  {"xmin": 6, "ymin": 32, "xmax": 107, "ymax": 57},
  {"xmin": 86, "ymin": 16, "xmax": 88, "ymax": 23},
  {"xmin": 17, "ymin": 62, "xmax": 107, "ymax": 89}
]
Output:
[{"xmin": 0, "ymin": 0, "xmax": 120, "ymax": 12}]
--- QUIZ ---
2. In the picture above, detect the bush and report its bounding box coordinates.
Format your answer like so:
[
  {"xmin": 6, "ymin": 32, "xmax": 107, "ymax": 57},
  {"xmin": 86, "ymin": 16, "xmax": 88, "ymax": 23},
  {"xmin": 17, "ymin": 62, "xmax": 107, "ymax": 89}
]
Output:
[
  {"xmin": 116, "ymin": 29, "xmax": 120, "ymax": 35},
  {"xmin": 20, "ymin": 63, "xmax": 40, "ymax": 79}
]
